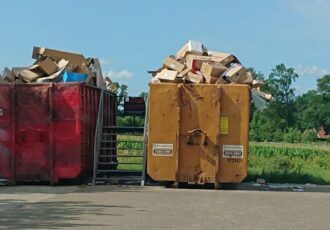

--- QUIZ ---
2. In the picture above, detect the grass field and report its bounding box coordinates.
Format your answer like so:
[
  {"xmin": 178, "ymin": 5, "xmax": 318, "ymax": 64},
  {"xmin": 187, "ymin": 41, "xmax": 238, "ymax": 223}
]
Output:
[
  {"xmin": 247, "ymin": 142, "xmax": 330, "ymax": 184},
  {"xmin": 116, "ymin": 134, "xmax": 144, "ymax": 170},
  {"xmin": 114, "ymin": 135, "xmax": 330, "ymax": 184}
]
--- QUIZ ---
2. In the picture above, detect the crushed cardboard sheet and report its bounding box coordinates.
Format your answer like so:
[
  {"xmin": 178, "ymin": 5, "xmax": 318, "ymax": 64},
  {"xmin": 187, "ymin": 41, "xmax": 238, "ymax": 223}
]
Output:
[
  {"xmin": 149, "ymin": 40, "xmax": 272, "ymax": 108},
  {"xmin": 0, "ymin": 46, "xmax": 105, "ymax": 89}
]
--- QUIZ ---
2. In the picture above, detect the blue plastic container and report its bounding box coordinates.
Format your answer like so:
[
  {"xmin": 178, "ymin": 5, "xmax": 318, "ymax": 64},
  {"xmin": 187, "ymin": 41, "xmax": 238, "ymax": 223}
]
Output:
[{"xmin": 62, "ymin": 72, "xmax": 88, "ymax": 82}]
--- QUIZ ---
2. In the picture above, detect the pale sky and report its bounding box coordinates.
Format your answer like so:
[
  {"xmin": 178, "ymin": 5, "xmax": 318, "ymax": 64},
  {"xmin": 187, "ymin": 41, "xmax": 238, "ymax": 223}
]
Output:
[{"xmin": 0, "ymin": 0, "xmax": 329, "ymax": 95}]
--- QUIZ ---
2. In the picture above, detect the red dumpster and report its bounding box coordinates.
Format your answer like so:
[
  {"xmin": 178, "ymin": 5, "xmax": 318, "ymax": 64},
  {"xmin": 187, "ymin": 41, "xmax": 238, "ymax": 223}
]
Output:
[{"xmin": 0, "ymin": 83, "xmax": 115, "ymax": 184}]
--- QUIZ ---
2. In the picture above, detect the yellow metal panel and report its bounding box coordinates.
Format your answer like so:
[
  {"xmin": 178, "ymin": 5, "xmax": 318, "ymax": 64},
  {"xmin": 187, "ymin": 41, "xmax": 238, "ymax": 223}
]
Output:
[
  {"xmin": 147, "ymin": 84, "xmax": 179, "ymax": 181},
  {"xmin": 147, "ymin": 83, "xmax": 250, "ymax": 184},
  {"xmin": 218, "ymin": 84, "xmax": 250, "ymax": 183},
  {"xmin": 178, "ymin": 85, "xmax": 220, "ymax": 184}
]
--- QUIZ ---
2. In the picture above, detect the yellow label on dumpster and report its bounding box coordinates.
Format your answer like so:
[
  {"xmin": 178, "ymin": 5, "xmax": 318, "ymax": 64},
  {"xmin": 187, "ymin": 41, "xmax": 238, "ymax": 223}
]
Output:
[{"xmin": 220, "ymin": 117, "xmax": 228, "ymax": 135}]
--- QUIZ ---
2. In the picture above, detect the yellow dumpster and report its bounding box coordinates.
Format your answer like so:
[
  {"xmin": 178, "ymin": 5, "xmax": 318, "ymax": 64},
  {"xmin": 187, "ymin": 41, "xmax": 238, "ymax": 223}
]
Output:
[{"xmin": 147, "ymin": 83, "xmax": 250, "ymax": 186}]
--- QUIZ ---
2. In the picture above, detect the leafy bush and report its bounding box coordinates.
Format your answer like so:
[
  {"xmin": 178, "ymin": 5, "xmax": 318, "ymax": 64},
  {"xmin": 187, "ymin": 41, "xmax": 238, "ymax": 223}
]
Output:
[{"xmin": 301, "ymin": 129, "xmax": 316, "ymax": 143}]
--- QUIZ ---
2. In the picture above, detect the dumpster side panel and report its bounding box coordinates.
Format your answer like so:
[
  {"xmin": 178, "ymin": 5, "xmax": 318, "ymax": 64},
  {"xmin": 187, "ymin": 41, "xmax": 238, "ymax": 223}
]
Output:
[
  {"xmin": 15, "ymin": 85, "xmax": 51, "ymax": 181},
  {"xmin": 179, "ymin": 85, "xmax": 220, "ymax": 184},
  {"xmin": 53, "ymin": 84, "xmax": 82, "ymax": 180},
  {"xmin": 0, "ymin": 85, "xmax": 12, "ymax": 180},
  {"xmin": 218, "ymin": 84, "xmax": 250, "ymax": 183},
  {"xmin": 147, "ymin": 84, "xmax": 179, "ymax": 181}
]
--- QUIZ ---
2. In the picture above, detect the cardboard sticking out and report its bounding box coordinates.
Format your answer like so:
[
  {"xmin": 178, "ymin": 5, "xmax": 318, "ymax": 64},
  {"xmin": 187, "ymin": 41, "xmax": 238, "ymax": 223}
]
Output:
[
  {"xmin": 32, "ymin": 57, "xmax": 58, "ymax": 75},
  {"xmin": 201, "ymin": 62, "xmax": 227, "ymax": 77},
  {"xmin": 148, "ymin": 66, "xmax": 166, "ymax": 77},
  {"xmin": 209, "ymin": 51, "xmax": 239, "ymax": 66},
  {"xmin": 36, "ymin": 59, "xmax": 69, "ymax": 83},
  {"xmin": 185, "ymin": 72, "xmax": 203, "ymax": 84},
  {"xmin": 91, "ymin": 58, "xmax": 106, "ymax": 89},
  {"xmin": 222, "ymin": 64, "xmax": 247, "ymax": 83},
  {"xmin": 177, "ymin": 67, "xmax": 192, "ymax": 78},
  {"xmin": 204, "ymin": 74, "xmax": 219, "ymax": 84},
  {"xmin": 243, "ymin": 71, "xmax": 253, "ymax": 84},
  {"xmin": 215, "ymin": 77, "xmax": 227, "ymax": 84},
  {"xmin": 251, "ymin": 79, "xmax": 264, "ymax": 88},
  {"xmin": 12, "ymin": 67, "xmax": 25, "ymax": 77},
  {"xmin": 251, "ymin": 89, "xmax": 267, "ymax": 110},
  {"xmin": 176, "ymin": 40, "xmax": 207, "ymax": 59},
  {"xmin": 1, "ymin": 68, "xmax": 15, "ymax": 82},
  {"xmin": 163, "ymin": 57, "xmax": 185, "ymax": 72},
  {"xmin": 32, "ymin": 46, "xmax": 86, "ymax": 67},
  {"xmin": 155, "ymin": 69, "xmax": 178, "ymax": 82},
  {"xmin": 185, "ymin": 54, "xmax": 212, "ymax": 70},
  {"xmin": 18, "ymin": 69, "xmax": 42, "ymax": 82}
]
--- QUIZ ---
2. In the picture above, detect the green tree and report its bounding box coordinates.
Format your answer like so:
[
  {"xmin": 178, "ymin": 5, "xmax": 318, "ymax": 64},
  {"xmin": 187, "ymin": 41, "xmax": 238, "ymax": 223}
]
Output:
[
  {"xmin": 266, "ymin": 64, "xmax": 298, "ymax": 130},
  {"xmin": 317, "ymin": 74, "xmax": 330, "ymax": 95},
  {"xmin": 294, "ymin": 74, "xmax": 330, "ymax": 132},
  {"xmin": 112, "ymin": 82, "xmax": 128, "ymax": 111},
  {"xmin": 249, "ymin": 64, "xmax": 299, "ymax": 141}
]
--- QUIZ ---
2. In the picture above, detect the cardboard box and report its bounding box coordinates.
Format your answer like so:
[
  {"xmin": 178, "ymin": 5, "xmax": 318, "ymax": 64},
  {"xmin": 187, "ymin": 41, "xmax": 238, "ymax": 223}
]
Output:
[
  {"xmin": 155, "ymin": 69, "xmax": 178, "ymax": 82},
  {"xmin": 215, "ymin": 77, "xmax": 227, "ymax": 84},
  {"xmin": 185, "ymin": 54, "xmax": 212, "ymax": 70},
  {"xmin": 32, "ymin": 46, "xmax": 86, "ymax": 67},
  {"xmin": 163, "ymin": 56, "xmax": 185, "ymax": 72},
  {"xmin": 18, "ymin": 69, "xmax": 42, "ymax": 82},
  {"xmin": 1, "ymin": 68, "xmax": 15, "ymax": 82},
  {"xmin": 200, "ymin": 62, "xmax": 227, "ymax": 77},
  {"xmin": 176, "ymin": 40, "xmax": 207, "ymax": 59},
  {"xmin": 222, "ymin": 64, "xmax": 247, "ymax": 83},
  {"xmin": 208, "ymin": 51, "xmax": 238, "ymax": 66},
  {"xmin": 243, "ymin": 71, "xmax": 253, "ymax": 84},
  {"xmin": 33, "ymin": 57, "xmax": 58, "ymax": 75},
  {"xmin": 204, "ymin": 74, "xmax": 219, "ymax": 84},
  {"xmin": 177, "ymin": 67, "xmax": 192, "ymax": 78},
  {"xmin": 251, "ymin": 79, "xmax": 264, "ymax": 88},
  {"xmin": 185, "ymin": 72, "xmax": 203, "ymax": 84}
]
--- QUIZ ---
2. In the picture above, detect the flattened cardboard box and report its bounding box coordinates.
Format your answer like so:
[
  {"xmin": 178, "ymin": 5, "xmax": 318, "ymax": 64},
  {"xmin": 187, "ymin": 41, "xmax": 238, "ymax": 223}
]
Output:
[
  {"xmin": 155, "ymin": 69, "xmax": 178, "ymax": 82},
  {"xmin": 18, "ymin": 69, "xmax": 42, "ymax": 82},
  {"xmin": 163, "ymin": 57, "xmax": 185, "ymax": 72},
  {"xmin": 201, "ymin": 62, "xmax": 227, "ymax": 77},
  {"xmin": 32, "ymin": 46, "xmax": 86, "ymax": 67}
]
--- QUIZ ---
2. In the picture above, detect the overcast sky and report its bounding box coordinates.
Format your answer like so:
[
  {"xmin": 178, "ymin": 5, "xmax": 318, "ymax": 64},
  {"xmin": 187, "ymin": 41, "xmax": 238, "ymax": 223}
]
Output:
[{"xmin": 0, "ymin": 0, "xmax": 329, "ymax": 95}]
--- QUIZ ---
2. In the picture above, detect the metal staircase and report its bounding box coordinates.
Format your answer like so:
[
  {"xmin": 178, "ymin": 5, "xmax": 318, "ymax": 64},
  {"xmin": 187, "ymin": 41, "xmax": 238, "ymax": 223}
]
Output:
[{"xmin": 93, "ymin": 93, "xmax": 147, "ymax": 185}]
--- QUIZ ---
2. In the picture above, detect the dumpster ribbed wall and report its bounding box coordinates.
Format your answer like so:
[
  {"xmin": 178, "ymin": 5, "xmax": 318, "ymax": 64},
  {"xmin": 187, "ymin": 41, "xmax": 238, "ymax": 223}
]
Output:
[{"xmin": 0, "ymin": 83, "xmax": 115, "ymax": 184}]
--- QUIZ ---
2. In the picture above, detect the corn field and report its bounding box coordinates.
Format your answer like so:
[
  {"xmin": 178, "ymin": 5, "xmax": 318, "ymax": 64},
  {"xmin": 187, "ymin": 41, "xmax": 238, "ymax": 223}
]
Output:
[{"xmin": 247, "ymin": 142, "xmax": 330, "ymax": 184}]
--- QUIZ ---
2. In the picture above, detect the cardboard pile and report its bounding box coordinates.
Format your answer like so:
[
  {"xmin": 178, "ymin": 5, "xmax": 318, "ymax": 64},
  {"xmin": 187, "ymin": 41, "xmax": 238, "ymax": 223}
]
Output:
[
  {"xmin": 0, "ymin": 47, "xmax": 105, "ymax": 89},
  {"xmin": 149, "ymin": 40, "xmax": 272, "ymax": 107}
]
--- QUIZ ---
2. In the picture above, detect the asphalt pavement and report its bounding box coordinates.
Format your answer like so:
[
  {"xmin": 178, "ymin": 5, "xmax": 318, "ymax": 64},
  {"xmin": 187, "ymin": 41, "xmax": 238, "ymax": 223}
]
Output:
[{"xmin": 0, "ymin": 184, "xmax": 329, "ymax": 230}]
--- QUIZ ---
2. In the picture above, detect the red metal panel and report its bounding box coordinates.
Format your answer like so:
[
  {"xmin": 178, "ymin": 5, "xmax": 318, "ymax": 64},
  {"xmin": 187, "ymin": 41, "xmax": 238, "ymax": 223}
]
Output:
[
  {"xmin": 15, "ymin": 84, "xmax": 51, "ymax": 181},
  {"xmin": 0, "ymin": 83, "xmax": 115, "ymax": 183},
  {"xmin": 0, "ymin": 84, "xmax": 12, "ymax": 180},
  {"xmin": 53, "ymin": 84, "xmax": 82, "ymax": 180}
]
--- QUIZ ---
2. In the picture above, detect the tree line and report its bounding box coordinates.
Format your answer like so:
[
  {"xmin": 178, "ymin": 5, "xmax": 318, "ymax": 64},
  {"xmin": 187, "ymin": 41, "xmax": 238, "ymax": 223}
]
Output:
[{"xmin": 249, "ymin": 64, "xmax": 330, "ymax": 143}]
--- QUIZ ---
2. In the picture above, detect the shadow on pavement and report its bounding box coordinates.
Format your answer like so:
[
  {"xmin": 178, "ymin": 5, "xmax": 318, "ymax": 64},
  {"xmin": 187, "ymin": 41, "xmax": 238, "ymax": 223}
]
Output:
[{"xmin": 0, "ymin": 200, "xmax": 132, "ymax": 229}]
